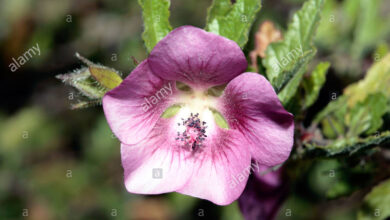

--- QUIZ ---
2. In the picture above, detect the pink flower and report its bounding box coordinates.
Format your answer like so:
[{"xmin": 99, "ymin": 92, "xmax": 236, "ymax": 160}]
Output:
[{"xmin": 102, "ymin": 26, "xmax": 294, "ymax": 205}]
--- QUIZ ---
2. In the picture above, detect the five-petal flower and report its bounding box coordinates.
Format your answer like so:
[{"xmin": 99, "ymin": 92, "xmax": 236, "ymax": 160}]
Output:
[{"xmin": 103, "ymin": 26, "xmax": 294, "ymax": 205}]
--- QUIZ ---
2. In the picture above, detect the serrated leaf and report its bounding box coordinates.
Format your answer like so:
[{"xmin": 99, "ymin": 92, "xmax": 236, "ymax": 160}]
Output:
[
  {"xmin": 358, "ymin": 178, "xmax": 390, "ymax": 220},
  {"xmin": 321, "ymin": 112, "xmax": 346, "ymax": 139},
  {"xmin": 314, "ymin": 96, "xmax": 348, "ymax": 124},
  {"xmin": 277, "ymin": 50, "xmax": 316, "ymax": 105},
  {"xmin": 300, "ymin": 131, "xmax": 390, "ymax": 158},
  {"xmin": 346, "ymin": 93, "xmax": 387, "ymax": 137},
  {"xmin": 138, "ymin": 0, "xmax": 172, "ymax": 52},
  {"xmin": 263, "ymin": 0, "xmax": 324, "ymax": 104},
  {"xmin": 302, "ymin": 62, "xmax": 330, "ymax": 108},
  {"xmin": 206, "ymin": 0, "xmax": 261, "ymax": 48},
  {"xmin": 314, "ymin": 53, "xmax": 390, "ymax": 139},
  {"xmin": 317, "ymin": 93, "xmax": 387, "ymax": 139},
  {"xmin": 89, "ymin": 66, "xmax": 123, "ymax": 90}
]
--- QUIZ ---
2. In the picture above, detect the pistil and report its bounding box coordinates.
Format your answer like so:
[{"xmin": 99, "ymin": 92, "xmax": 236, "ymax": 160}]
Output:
[{"xmin": 175, "ymin": 113, "xmax": 207, "ymax": 151}]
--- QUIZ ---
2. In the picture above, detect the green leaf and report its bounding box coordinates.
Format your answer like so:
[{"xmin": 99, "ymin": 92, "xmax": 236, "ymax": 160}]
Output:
[
  {"xmin": 326, "ymin": 181, "xmax": 351, "ymax": 199},
  {"xmin": 346, "ymin": 93, "xmax": 387, "ymax": 137},
  {"xmin": 299, "ymin": 131, "xmax": 390, "ymax": 159},
  {"xmin": 308, "ymin": 159, "xmax": 375, "ymax": 200},
  {"xmin": 313, "ymin": 96, "xmax": 348, "ymax": 124},
  {"xmin": 276, "ymin": 50, "xmax": 316, "ymax": 105},
  {"xmin": 321, "ymin": 113, "xmax": 347, "ymax": 139},
  {"xmin": 302, "ymin": 62, "xmax": 330, "ymax": 108},
  {"xmin": 315, "ymin": 0, "xmax": 390, "ymax": 59},
  {"xmin": 206, "ymin": 0, "xmax": 232, "ymax": 24},
  {"xmin": 206, "ymin": 0, "xmax": 261, "ymax": 48},
  {"xmin": 358, "ymin": 178, "xmax": 390, "ymax": 220},
  {"xmin": 138, "ymin": 0, "xmax": 172, "ymax": 52},
  {"xmin": 315, "ymin": 53, "xmax": 390, "ymax": 122},
  {"xmin": 344, "ymin": 54, "xmax": 390, "ymax": 106},
  {"xmin": 313, "ymin": 53, "xmax": 390, "ymax": 139},
  {"xmin": 263, "ymin": 0, "xmax": 324, "ymax": 104},
  {"xmin": 316, "ymin": 93, "xmax": 387, "ymax": 139},
  {"xmin": 373, "ymin": 43, "xmax": 389, "ymax": 61},
  {"xmin": 308, "ymin": 160, "xmax": 352, "ymax": 199},
  {"xmin": 315, "ymin": 0, "xmax": 360, "ymax": 49}
]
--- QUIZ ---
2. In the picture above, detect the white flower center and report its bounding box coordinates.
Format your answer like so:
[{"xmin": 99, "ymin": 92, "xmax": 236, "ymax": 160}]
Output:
[
  {"xmin": 160, "ymin": 85, "xmax": 228, "ymax": 152},
  {"xmin": 171, "ymin": 91, "xmax": 217, "ymax": 151}
]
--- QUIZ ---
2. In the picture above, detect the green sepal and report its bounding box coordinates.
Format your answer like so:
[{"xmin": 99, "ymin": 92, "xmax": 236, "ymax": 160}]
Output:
[
  {"xmin": 56, "ymin": 53, "xmax": 124, "ymax": 109},
  {"xmin": 56, "ymin": 67, "xmax": 108, "ymax": 100},
  {"xmin": 211, "ymin": 109, "xmax": 229, "ymax": 129},
  {"xmin": 89, "ymin": 66, "xmax": 123, "ymax": 90},
  {"xmin": 161, "ymin": 105, "xmax": 182, "ymax": 118}
]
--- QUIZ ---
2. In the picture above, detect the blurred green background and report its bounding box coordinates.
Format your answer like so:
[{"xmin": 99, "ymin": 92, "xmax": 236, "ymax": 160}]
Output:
[{"xmin": 0, "ymin": 0, "xmax": 389, "ymax": 219}]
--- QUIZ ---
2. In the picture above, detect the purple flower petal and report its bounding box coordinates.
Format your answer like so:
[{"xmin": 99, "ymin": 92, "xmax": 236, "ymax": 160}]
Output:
[
  {"xmin": 102, "ymin": 60, "xmax": 177, "ymax": 145},
  {"xmin": 218, "ymin": 73, "xmax": 294, "ymax": 166},
  {"xmin": 238, "ymin": 166, "xmax": 288, "ymax": 220},
  {"xmin": 177, "ymin": 127, "xmax": 252, "ymax": 205},
  {"xmin": 148, "ymin": 26, "xmax": 247, "ymax": 89},
  {"xmin": 121, "ymin": 118, "xmax": 193, "ymax": 194}
]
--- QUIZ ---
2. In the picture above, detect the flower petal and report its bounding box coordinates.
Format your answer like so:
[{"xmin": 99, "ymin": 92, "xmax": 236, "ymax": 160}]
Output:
[
  {"xmin": 253, "ymin": 165, "xmax": 282, "ymax": 188},
  {"xmin": 121, "ymin": 117, "xmax": 193, "ymax": 194},
  {"xmin": 218, "ymin": 73, "xmax": 294, "ymax": 166},
  {"xmin": 238, "ymin": 165, "xmax": 288, "ymax": 220},
  {"xmin": 102, "ymin": 60, "xmax": 177, "ymax": 145},
  {"xmin": 148, "ymin": 26, "xmax": 247, "ymax": 89},
  {"xmin": 177, "ymin": 128, "xmax": 252, "ymax": 205},
  {"xmin": 121, "ymin": 108, "xmax": 252, "ymax": 205}
]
